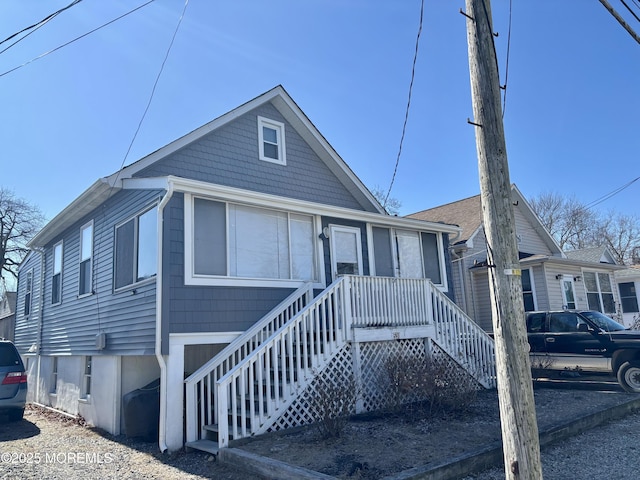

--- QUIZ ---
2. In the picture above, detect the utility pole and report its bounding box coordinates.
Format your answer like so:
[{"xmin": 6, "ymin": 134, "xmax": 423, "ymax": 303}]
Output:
[{"xmin": 463, "ymin": 1, "xmax": 543, "ymax": 478}]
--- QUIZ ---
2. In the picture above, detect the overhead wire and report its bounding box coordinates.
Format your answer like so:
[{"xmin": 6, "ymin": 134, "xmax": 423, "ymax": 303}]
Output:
[
  {"xmin": 620, "ymin": 0, "xmax": 640, "ymax": 23},
  {"xmin": 0, "ymin": 0, "xmax": 156, "ymax": 79},
  {"xmin": 585, "ymin": 176, "xmax": 640, "ymax": 210},
  {"xmin": 115, "ymin": 0, "xmax": 189, "ymax": 174},
  {"xmin": 383, "ymin": 0, "xmax": 424, "ymax": 210},
  {"xmin": 93, "ymin": 0, "xmax": 189, "ymax": 327},
  {"xmin": 0, "ymin": 0, "xmax": 83, "ymax": 51}
]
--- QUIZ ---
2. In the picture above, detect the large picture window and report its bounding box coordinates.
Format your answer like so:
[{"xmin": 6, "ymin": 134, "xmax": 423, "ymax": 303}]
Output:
[
  {"xmin": 114, "ymin": 207, "xmax": 158, "ymax": 290},
  {"xmin": 191, "ymin": 198, "xmax": 316, "ymax": 284},
  {"xmin": 395, "ymin": 230, "xmax": 442, "ymax": 283},
  {"xmin": 584, "ymin": 271, "xmax": 615, "ymax": 314}
]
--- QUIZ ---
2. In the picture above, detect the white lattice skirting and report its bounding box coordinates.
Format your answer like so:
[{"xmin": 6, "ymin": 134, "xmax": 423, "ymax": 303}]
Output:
[{"xmin": 267, "ymin": 337, "xmax": 478, "ymax": 433}]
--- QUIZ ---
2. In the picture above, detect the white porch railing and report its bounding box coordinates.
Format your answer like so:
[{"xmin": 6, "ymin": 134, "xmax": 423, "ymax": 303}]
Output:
[
  {"xmin": 185, "ymin": 275, "xmax": 495, "ymax": 450},
  {"xmin": 214, "ymin": 277, "xmax": 348, "ymax": 448},
  {"xmin": 184, "ymin": 283, "xmax": 313, "ymax": 444},
  {"xmin": 431, "ymin": 286, "xmax": 496, "ymax": 388}
]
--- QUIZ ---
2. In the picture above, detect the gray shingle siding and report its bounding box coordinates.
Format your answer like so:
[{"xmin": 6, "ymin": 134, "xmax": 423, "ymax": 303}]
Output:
[
  {"xmin": 162, "ymin": 194, "xmax": 294, "ymax": 353},
  {"xmin": 15, "ymin": 189, "xmax": 162, "ymax": 356},
  {"xmin": 133, "ymin": 104, "xmax": 364, "ymax": 210}
]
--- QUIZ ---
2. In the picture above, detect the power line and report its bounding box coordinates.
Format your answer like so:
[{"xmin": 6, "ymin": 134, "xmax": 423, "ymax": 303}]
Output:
[
  {"xmin": 0, "ymin": 1, "xmax": 156, "ymax": 79},
  {"xmin": 115, "ymin": 0, "xmax": 189, "ymax": 174},
  {"xmin": 384, "ymin": 0, "xmax": 424, "ymax": 209},
  {"xmin": 0, "ymin": 0, "xmax": 83, "ymax": 51},
  {"xmin": 620, "ymin": 0, "xmax": 640, "ymax": 23},
  {"xmin": 598, "ymin": 0, "xmax": 640, "ymax": 44},
  {"xmin": 585, "ymin": 176, "xmax": 640, "ymax": 209}
]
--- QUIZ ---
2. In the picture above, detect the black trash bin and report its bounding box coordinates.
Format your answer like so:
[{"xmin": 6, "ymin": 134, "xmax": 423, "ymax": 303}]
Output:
[{"xmin": 123, "ymin": 378, "xmax": 160, "ymax": 441}]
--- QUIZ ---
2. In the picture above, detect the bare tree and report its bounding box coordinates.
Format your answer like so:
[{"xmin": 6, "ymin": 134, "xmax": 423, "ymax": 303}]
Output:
[
  {"xmin": 371, "ymin": 186, "xmax": 402, "ymax": 216},
  {"xmin": 529, "ymin": 192, "xmax": 600, "ymax": 250},
  {"xmin": 0, "ymin": 188, "xmax": 45, "ymax": 287},
  {"xmin": 529, "ymin": 191, "xmax": 640, "ymax": 264},
  {"xmin": 597, "ymin": 212, "xmax": 640, "ymax": 265}
]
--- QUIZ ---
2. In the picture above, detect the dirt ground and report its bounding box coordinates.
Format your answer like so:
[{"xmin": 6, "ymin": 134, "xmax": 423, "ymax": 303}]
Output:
[{"xmin": 233, "ymin": 375, "xmax": 638, "ymax": 479}]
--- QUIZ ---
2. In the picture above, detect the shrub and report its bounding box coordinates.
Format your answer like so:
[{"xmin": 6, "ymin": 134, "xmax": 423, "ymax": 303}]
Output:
[
  {"xmin": 308, "ymin": 373, "xmax": 358, "ymax": 439},
  {"xmin": 381, "ymin": 351, "xmax": 479, "ymax": 418}
]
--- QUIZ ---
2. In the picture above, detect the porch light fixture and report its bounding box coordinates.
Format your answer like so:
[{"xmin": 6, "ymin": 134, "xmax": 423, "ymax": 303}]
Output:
[
  {"xmin": 319, "ymin": 227, "xmax": 330, "ymax": 240},
  {"xmin": 555, "ymin": 274, "xmax": 563, "ymax": 280},
  {"xmin": 573, "ymin": 275, "xmax": 582, "ymax": 282}
]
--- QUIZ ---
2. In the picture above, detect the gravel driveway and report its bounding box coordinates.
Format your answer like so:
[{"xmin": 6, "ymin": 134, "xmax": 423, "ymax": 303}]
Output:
[
  {"xmin": 2, "ymin": 390, "xmax": 640, "ymax": 480},
  {"xmin": 465, "ymin": 410, "xmax": 640, "ymax": 479},
  {"xmin": 0, "ymin": 405, "xmax": 256, "ymax": 480}
]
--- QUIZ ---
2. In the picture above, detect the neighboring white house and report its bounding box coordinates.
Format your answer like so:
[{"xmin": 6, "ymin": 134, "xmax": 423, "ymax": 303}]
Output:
[
  {"xmin": 615, "ymin": 265, "xmax": 640, "ymax": 327},
  {"xmin": 408, "ymin": 185, "xmax": 625, "ymax": 331}
]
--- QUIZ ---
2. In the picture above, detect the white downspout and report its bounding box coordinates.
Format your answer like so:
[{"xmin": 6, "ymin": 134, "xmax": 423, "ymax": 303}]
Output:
[
  {"xmin": 155, "ymin": 182, "xmax": 174, "ymax": 453},
  {"xmin": 34, "ymin": 248, "xmax": 45, "ymax": 404}
]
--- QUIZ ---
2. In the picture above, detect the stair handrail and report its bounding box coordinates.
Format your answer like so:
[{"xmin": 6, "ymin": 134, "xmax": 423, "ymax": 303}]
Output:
[
  {"xmin": 430, "ymin": 284, "xmax": 496, "ymax": 388},
  {"xmin": 185, "ymin": 282, "xmax": 313, "ymax": 387},
  {"xmin": 184, "ymin": 282, "xmax": 313, "ymax": 444},
  {"xmin": 215, "ymin": 276, "xmax": 349, "ymax": 448}
]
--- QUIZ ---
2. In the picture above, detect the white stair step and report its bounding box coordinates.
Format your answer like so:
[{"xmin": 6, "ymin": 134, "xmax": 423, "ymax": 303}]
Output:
[{"xmin": 185, "ymin": 439, "xmax": 219, "ymax": 455}]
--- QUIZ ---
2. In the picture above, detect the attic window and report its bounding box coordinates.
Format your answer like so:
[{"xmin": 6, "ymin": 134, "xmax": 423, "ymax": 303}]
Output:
[{"xmin": 258, "ymin": 116, "xmax": 286, "ymax": 165}]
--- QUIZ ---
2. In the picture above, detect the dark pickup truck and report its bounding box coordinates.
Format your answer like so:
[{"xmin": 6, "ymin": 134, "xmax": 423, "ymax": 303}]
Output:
[{"xmin": 525, "ymin": 310, "xmax": 640, "ymax": 393}]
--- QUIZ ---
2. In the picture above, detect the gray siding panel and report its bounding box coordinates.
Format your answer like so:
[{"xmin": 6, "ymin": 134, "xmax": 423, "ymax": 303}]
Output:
[
  {"xmin": 134, "ymin": 103, "xmax": 364, "ymax": 210},
  {"xmin": 36, "ymin": 189, "xmax": 162, "ymax": 355}
]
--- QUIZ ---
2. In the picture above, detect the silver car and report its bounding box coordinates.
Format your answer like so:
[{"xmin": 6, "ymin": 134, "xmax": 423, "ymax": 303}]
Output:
[{"xmin": 0, "ymin": 340, "xmax": 27, "ymax": 421}]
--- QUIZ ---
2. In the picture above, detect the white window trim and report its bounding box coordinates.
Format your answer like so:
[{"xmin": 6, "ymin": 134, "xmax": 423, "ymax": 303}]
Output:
[
  {"xmin": 78, "ymin": 220, "xmax": 94, "ymax": 297},
  {"xmin": 522, "ymin": 268, "xmax": 537, "ymax": 311},
  {"xmin": 52, "ymin": 240, "xmax": 63, "ymax": 306},
  {"xmin": 184, "ymin": 194, "xmax": 323, "ymax": 288},
  {"xmin": 328, "ymin": 224, "xmax": 363, "ymax": 278},
  {"xmin": 24, "ymin": 269, "xmax": 33, "ymax": 317},
  {"xmin": 258, "ymin": 116, "xmax": 286, "ymax": 165},
  {"xmin": 583, "ymin": 270, "xmax": 616, "ymax": 313},
  {"xmin": 113, "ymin": 205, "xmax": 158, "ymax": 292},
  {"xmin": 365, "ymin": 224, "xmax": 448, "ymax": 290}
]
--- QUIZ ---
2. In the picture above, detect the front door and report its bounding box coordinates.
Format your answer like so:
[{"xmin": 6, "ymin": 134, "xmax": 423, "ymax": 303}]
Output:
[
  {"xmin": 329, "ymin": 225, "xmax": 363, "ymax": 279},
  {"xmin": 561, "ymin": 276, "xmax": 577, "ymax": 309}
]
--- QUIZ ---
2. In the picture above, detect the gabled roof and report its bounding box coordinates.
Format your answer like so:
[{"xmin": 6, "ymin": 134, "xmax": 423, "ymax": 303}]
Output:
[
  {"xmin": 407, "ymin": 195, "xmax": 482, "ymax": 245},
  {"xmin": 565, "ymin": 246, "xmax": 618, "ymax": 265},
  {"xmin": 407, "ymin": 185, "xmax": 563, "ymax": 255},
  {"xmin": 29, "ymin": 86, "xmax": 385, "ymax": 248},
  {"xmin": 0, "ymin": 292, "xmax": 16, "ymax": 320}
]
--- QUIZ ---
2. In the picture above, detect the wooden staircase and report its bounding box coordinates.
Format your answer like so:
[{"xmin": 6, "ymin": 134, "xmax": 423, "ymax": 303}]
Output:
[{"xmin": 184, "ymin": 275, "xmax": 496, "ymax": 454}]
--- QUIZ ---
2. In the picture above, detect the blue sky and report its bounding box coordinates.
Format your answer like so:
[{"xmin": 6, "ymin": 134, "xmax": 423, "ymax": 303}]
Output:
[{"xmin": 1, "ymin": 0, "xmax": 638, "ymax": 223}]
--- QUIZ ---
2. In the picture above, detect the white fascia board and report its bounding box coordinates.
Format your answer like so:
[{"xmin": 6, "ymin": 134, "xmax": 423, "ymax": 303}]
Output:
[
  {"xmin": 104, "ymin": 87, "xmax": 287, "ymax": 185},
  {"xmin": 521, "ymin": 255, "xmax": 626, "ymax": 271},
  {"xmin": 106, "ymin": 86, "xmax": 383, "ymax": 215},
  {"xmin": 511, "ymin": 184, "xmax": 564, "ymax": 256},
  {"xmin": 270, "ymin": 93, "xmax": 384, "ymax": 214},
  {"xmin": 168, "ymin": 176, "xmax": 461, "ymax": 235},
  {"xmin": 28, "ymin": 179, "xmax": 117, "ymax": 248}
]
